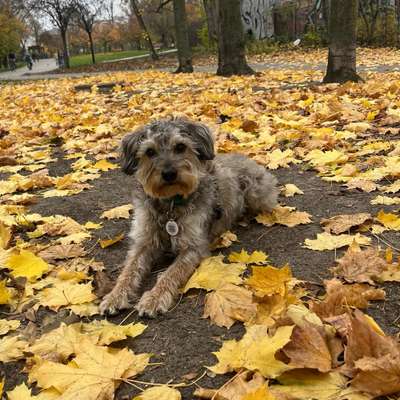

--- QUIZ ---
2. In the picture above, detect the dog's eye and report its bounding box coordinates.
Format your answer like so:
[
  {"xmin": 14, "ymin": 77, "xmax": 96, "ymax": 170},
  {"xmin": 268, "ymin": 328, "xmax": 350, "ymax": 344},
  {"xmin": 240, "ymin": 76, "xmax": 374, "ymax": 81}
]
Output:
[
  {"xmin": 145, "ymin": 148, "xmax": 156, "ymax": 158},
  {"xmin": 175, "ymin": 143, "xmax": 186, "ymax": 153}
]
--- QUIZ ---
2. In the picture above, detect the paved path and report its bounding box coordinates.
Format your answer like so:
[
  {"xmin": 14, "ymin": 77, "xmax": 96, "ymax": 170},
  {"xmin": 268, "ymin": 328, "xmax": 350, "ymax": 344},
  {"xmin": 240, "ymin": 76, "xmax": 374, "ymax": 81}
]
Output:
[
  {"xmin": 1, "ymin": 59, "xmax": 399, "ymax": 82},
  {"xmin": 102, "ymin": 49, "xmax": 177, "ymax": 63},
  {"xmin": 0, "ymin": 59, "xmax": 57, "ymax": 81}
]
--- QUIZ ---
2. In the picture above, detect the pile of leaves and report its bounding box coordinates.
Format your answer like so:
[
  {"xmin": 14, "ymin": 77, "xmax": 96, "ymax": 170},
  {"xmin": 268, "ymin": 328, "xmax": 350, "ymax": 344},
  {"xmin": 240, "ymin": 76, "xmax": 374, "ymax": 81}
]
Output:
[{"xmin": 0, "ymin": 58, "xmax": 399, "ymax": 399}]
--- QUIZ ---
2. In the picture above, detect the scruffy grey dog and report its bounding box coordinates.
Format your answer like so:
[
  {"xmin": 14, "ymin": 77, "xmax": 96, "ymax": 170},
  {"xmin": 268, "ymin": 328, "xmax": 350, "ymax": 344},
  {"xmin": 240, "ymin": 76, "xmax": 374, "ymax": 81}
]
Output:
[{"xmin": 99, "ymin": 117, "xmax": 278, "ymax": 317}]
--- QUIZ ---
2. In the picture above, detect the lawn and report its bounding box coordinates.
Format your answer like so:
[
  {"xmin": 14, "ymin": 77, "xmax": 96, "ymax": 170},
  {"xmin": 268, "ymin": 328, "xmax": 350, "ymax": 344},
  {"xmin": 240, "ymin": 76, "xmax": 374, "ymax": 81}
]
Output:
[{"xmin": 69, "ymin": 49, "xmax": 148, "ymax": 67}]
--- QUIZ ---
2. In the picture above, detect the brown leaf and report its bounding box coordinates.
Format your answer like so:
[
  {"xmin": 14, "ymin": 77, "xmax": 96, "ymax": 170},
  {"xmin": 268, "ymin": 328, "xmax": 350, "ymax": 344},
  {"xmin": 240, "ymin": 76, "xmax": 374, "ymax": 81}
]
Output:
[
  {"xmin": 241, "ymin": 120, "xmax": 259, "ymax": 133},
  {"xmin": 310, "ymin": 279, "xmax": 385, "ymax": 319},
  {"xmin": 351, "ymin": 351, "xmax": 400, "ymax": 396},
  {"xmin": 332, "ymin": 244, "xmax": 389, "ymax": 284},
  {"xmin": 321, "ymin": 213, "xmax": 371, "ymax": 234},
  {"xmin": 194, "ymin": 371, "xmax": 266, "ymax": 400},
  {"xmin": 282, "ymin": 321, "xmax": 332, "ymax": 372},
  {"xmin": 344, "ymin": 310, "xmax": 398, "ymax": 377},
  {"xmin": 38, "ymin": 244, "xmax": 86, "ymax": 262},
  {"xmin": 203, "ymin": 284, "xmax": 257, "ymax": 328}
]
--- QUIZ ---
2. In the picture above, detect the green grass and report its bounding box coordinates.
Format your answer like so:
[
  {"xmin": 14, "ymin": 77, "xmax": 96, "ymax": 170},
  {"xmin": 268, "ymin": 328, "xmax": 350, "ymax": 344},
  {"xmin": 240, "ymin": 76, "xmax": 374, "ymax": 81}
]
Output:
[{"xmin": 69, "ymin": 50, "xmax": 148, "ymax": 67}]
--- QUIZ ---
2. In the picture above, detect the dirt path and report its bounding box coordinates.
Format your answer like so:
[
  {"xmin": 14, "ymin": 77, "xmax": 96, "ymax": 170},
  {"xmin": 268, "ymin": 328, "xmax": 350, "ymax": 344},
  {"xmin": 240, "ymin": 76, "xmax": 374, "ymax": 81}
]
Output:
[{"xmin": 2, "ymin": 149, "xmax": 398, "ymax": 399}]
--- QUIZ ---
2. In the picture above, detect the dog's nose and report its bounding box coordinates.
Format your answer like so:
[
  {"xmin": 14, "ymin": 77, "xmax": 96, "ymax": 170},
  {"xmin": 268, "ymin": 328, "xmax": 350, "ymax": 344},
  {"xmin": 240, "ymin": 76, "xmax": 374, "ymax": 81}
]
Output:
[{"xmin": 162, "ymin": 168, "xmax": 178, "ymax": 182}]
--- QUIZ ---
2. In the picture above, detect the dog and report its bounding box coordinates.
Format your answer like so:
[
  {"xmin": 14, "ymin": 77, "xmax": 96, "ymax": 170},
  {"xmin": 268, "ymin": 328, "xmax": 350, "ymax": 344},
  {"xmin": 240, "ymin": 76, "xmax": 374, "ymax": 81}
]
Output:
[{"xmin": 99, "ymin": 117, "xmax": 279, "ymax": 317}]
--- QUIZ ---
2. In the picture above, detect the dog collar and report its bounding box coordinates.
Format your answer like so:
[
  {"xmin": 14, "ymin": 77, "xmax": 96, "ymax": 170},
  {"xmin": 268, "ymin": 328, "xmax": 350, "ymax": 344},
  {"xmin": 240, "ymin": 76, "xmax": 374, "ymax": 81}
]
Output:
[{"xmin": 163, "ymin": 194, "xmax": 189, "ymax": 207}]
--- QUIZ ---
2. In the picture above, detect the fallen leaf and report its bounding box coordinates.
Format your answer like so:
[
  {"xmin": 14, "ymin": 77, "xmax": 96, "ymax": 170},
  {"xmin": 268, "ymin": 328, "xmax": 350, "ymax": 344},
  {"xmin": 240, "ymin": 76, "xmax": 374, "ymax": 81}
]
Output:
[
  {"xmin": 256, "ymin": 206, "xmax": 312, "ymax": 228},
  {"xmin": 282, "ymin": 184, "xmax": 304, "ymax": 197},
  {"xmin": 29, "ymin": 339, "xmax": 149, "ymax": 400},
  {"xmin": 245, "ymin": 265, "xmax": 292, "ymax": 297},
  {"xmin": 38, "ymin": 244, "xmax": 85, "ymax": 262},
  {"xmin": 0, "ymin": 335, "xmax": 26, "ymax": 362},
  {"xmin": 304, "ymin": 232, "xmax": 371, "ymax": 251},
  {"xmin": 203, "ymin": 283, "xmax": 257, "ymax": 328},
  {"xmin": 376, "ymin": 210, "xmax": 400, "ymax": 230},
  {"xmin": 92, "ymin": 159, "xmax": 118, "ymax": 171},
  {"xmin": 100, "ymin": 204, "xmax": 133, "ymax": 219},
  {"xmin": 321, "ymin": 213, "xmax": 371, "ymax": 234},
  {"xmin": 0, "ymin": 222, "xmax": 11, "ymax": 249},
  {"xmin": 282, "ymin": 321, "xmax": 332, "ymax": 372},
  {"xmin": 57, "ymin": 231, "xmax": 91, "ymax": 245},
  {"xmin": 346, "ymin": 179, "xmax": 377, "ymax": 193},
  {"xmin": 133, "ymin": 386, "xmax": 181, "ymax": 400},
  {"xmin": 332, "ymin": 244, "xmax": 389, "ymax": 284},
  {"xmin": 0, "ymin": 319, "xmax": 20, "ymax": 335},
  {"xmin": 371, "ymin": 195, "xmax": 400, "ymax": 205},
  {"xmin": 228, "ymin": 249, "xmax": 268, "ymax": 265},
  {"xmin": 5, "ymin": 250, "xmax": 49, "ymax": 282},
  {"xmin": 0, "ymin": 279, "xmax": 11, "ymax": 304},
  {"xmin": 99, "ymin": 233, "xmax": 124, "ymax": 248},
  {"xmin": 184, "ymin": 256, "xmax": 246, "ymax": 292},
  {"xmin": 382, "ymin": 180, "xmax": 400, "ymax": 193},
  {"xmin": 211, "ymin": 230, "xmax": 238, "ymax": 250},
  {"xmin": 209, "ymin": 324, "xmax": 294, "ymax": 378},
  {"xmin": 193, "ymin": 371, "xmax": 267, "ymax": 400}
]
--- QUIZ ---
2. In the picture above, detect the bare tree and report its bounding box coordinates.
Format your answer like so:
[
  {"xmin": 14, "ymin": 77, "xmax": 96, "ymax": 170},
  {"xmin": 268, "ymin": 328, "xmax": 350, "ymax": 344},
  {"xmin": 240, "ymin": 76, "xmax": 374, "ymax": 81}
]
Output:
[
  {"xmin": 129, "ymin": 0, "xmax": 158, "ymax": 60},
  {"xmin": 173, "ymin": 0, "xmax": 193, "ymax": 72},
  {"xmin": 216, "ymin": 0, "xmax": 254, "ymax": 76},
  {"xmin": 359, "ymin": 0, "xmax": 381, "ymax": 45},
  {"xmin": 74, "ymin": 0, "xmax": 104, "ymax": 64},
  {"xmin": 203, "ymin": 0, "xmax": 218, "ymax": 43},
  {"xmin": 29, "ymin": 0, "xmax": 76, "ymax": 68},
  {"xmin": 323, "ymin": 0, "xmax": 361, "ymax": 83}
]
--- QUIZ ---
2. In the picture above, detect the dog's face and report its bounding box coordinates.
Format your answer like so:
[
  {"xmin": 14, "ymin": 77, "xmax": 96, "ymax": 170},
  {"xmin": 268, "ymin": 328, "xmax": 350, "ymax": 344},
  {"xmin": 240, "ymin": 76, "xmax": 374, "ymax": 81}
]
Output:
[{"xmin": 121, "ymin": 118, "xmax": 215, "ymax": 199}]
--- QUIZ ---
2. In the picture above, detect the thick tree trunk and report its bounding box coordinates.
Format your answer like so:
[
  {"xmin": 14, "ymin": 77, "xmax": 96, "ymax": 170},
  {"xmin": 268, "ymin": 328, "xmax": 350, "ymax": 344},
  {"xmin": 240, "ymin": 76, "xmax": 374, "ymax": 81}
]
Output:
[
  {"xmin": 323, "ymin": 0, "xmax": 361, "ymax": 83},
  {"xmin": 130, "ymin": 0, "xmax": 159, "ymax": 60},
  {"xmin": 60, "ymin": 29, "xmax": 70, "ymax": 69},
  {"xmin": 173, "ymin": 0, "xmax": 193, "ymax": 73},
  {"xmin": 88, "ymin": 31, "xmax": 96, "ymax": 64},
  {"xmin": 216, "ymin": 0, "xmax": 254, "ymax": 76}
]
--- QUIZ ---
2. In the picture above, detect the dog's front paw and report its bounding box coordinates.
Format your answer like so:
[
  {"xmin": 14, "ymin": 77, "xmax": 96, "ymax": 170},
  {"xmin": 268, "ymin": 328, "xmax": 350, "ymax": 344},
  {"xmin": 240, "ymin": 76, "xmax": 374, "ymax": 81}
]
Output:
[
  {"xmin": 136, "ymin": 289, "xmax": 174, "ymax": 317},
  {"xmin": 99, "ymin": 290, "xmax": 131, "ymax": 315}
]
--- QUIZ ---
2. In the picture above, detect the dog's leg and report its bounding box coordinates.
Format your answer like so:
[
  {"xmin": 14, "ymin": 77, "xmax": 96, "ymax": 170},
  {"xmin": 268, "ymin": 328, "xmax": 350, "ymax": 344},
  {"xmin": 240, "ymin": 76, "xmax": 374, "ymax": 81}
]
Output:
[
  {"xmin": 99, "ymin": 245, "xmax": 154, "ymax": 315},
  {"xmin": 136, "ymin": 247, "xmax": 205, "ymax": 317}
]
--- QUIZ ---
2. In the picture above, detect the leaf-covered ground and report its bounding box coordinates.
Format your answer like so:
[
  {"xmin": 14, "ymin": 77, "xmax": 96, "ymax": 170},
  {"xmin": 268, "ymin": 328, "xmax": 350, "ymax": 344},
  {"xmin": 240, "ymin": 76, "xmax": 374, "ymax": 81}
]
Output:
[{"xmin": 0, "ymin": 57, "xmax": 400, "ymax": 399}]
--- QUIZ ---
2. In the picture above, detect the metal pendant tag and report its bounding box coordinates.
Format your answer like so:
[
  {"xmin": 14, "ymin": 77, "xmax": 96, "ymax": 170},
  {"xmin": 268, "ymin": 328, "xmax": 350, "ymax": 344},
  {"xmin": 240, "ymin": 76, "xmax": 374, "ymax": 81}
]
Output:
[{"xmin": 166, "ymin": 220, "xmax": 179, "ymax": 236}]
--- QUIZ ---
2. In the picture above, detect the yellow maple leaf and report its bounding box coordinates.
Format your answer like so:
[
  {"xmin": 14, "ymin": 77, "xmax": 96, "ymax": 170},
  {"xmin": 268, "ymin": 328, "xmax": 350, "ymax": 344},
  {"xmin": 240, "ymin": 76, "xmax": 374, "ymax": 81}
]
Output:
[
  {"xmin": 29, "ymin": 339, "xmax": 150, "ymax": 400},
  {"xmin": 304, "ymin": 232, "xmax": 371, "ymax": 251},
  {"xmin": 256, "ymin": 206, "xmax": 312, "ymax": 228},
  {"xmin": 0, "ymin": 319, "xmax": 20, "ymax": 335},
  {"xmin": 305, "ymin": 149, "xmax": 348, "ymax": 166},
  {"xmin": 5, "ymin": 250, "xmax": 49, "ymax": 282},
  {"xmin": 92, "ymin": 159, "xmax": 118, "ymax": 171},
  {"xmin": 282, "ymin": 183, "xmax": 304, "ymax": 197},
  {"xmin": 84, "ymin": 221, "xmax": 102, "ymax": 230},
  {"xmin": 133, "ymin": 386, "xmax": 181, "ymax": 400},
  {"xmin": 80, "ymin": 320, "xmax": 147, "ymax": 345},
  {"xmin": 183, "ymin": 255, "xmax": 246, "ymax": 292},
  {"xmin": 263, "ymin": 149, "xmax": 298, "ymax": 170},
  {"xmin": 211, "ymin": 230, "xmax": 238, "ymax": 250},
  {"xmin": 69, "ymin": 303, "xmax": 99, "ymax": 317},
  {"xmin": 376, "ymin": 210, "xmax": 400, "ymax": 230},
  {"xmin": 5, "ymin": 383, "xmax": 59, "ymax": 400},
  {"xmin": 382, "ymin": 180, "xmax": 400, "ymax": 193},
  {"xmin": 228, "ymin": 249, "xmax": 268, "ymax": 265},
  {"xmin": 209, "ymin": 324, "xmax": 294, "ymax": 378},
  {"xmin": 101, "ymin": 204, "xmax": 133, "ymax": 219},
  {"xmin": 0, "ymin": 280, "xmax": 11, "ymax": 304},
  {"xmin": 38, "ymin": 281, "xmax": 96, "ymax": 311},
  {"xmin": 57, "ymin": 231, "xmax": 91, "ymax": 245},
  {"xmin": 245, "ymin": 265, "xmax": 292, "ymax": 297}
]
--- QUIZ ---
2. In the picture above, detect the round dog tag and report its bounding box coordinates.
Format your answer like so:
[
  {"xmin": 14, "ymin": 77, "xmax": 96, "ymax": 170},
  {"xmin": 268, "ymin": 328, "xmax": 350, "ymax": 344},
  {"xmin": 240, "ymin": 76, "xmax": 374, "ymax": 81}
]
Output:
[{"xmin": 166, "ymin": 220, "xmax": 179, "ymax": 236}]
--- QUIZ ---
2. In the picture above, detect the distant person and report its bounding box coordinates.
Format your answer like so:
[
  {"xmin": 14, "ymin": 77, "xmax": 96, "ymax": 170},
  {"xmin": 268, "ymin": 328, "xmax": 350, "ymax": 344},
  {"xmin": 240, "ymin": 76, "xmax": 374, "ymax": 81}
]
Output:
[
  {"xmin": 32, "ymin": 52, "xmax": 39, "ymax": 62},
  {"xmin": 8, "ymin": 52, "xmax": 16, "ymax": 70},
  {"xmin": 24, "ymin": 53, "xmax": 33, "ymax": 70}
]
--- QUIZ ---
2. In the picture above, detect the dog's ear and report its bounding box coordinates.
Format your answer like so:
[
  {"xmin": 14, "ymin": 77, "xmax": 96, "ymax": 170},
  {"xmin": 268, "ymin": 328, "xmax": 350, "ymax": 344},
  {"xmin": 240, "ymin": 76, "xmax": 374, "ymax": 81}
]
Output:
[
  {"xmin": 185, "ymin": 121, "xmax": 215, "ymax": 161},
  {"xmin": 120, "ymin": 128, "xmax": 146, "ymax": 175}
]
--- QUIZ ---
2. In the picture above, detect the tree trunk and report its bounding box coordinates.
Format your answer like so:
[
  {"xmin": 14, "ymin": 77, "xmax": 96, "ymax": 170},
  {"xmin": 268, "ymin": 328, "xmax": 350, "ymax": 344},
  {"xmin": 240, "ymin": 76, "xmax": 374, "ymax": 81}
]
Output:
[
  {"xmin": 323, "ymin": 0, "xmax": 361, "ymax": 83},
  {"xmin": 203, "ymin": 0, "xmax": 218, "ymax": 42},
  {"xmin": 130, "ymin": 0, "xmax": 159, "ymax": 60},
  {"xmin": 88, "ymin": 31, "xmax": 96, "ymax": 64},
  {"xmin": 60, "ymin": 29, "xmax": 70, "ymax": 69},
  {"xmin": 216, "ymin": 0, "xmax": 254, "ymax": 76},
  {"xmin": 173, "ymin": 0, "xmax": 193, "ymax": 73}
]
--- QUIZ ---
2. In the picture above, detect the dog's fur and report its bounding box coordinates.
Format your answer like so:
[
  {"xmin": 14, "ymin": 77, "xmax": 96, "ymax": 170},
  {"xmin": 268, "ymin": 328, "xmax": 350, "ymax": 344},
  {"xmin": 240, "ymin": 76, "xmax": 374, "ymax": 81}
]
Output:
[{"xmin": 99, "ymin": 117, "xmax": 279, "ymax": 317}]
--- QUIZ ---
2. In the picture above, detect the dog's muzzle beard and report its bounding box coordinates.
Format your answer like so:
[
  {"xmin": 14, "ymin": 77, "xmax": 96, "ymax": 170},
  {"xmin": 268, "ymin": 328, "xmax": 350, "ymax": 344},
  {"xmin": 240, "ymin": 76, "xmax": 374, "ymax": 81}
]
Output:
[{"xmin": 140, "ymin": 168, "xmax": 199, "ymax": 199}]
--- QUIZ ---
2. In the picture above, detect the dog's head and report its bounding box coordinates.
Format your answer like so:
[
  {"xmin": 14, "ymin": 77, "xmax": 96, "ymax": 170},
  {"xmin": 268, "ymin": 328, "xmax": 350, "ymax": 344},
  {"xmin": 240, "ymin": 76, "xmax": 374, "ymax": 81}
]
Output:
[{"xmin": 120, "ymin": 117, "xmax": 215, "ymax": 199}]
